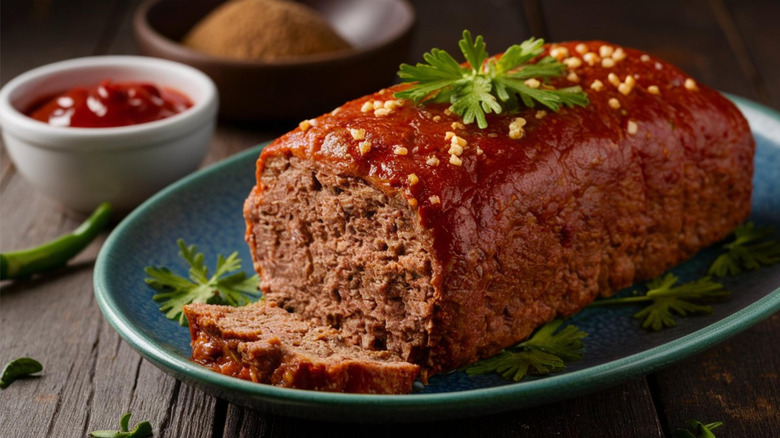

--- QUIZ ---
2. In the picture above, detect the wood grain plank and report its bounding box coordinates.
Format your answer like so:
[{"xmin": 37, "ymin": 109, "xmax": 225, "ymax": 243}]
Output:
[
  {"xmin": 48, "ymin": 324, "xmax": 220, "ymax": 437},
  {"xmin": 723, "ymin": 0, "xmax": 780, "ymax": 109},
  {"xmin": 104, "ymin": 0, "xmax": 142, "ymax": 56},
  {"xmin": 0, "ymin": 233, "xmax": 107, "ymax": 437},
  {"xmin": 406, "ymin": 0, "xmax": 528, "ymax": 62},
  {"xmin": 0, "ymin": 145, "xmax": 14, "ymax": 186},
  {"xmin": 82, "ymin": 328, "xmax": 144, "ymax": 433},
  {"xmin": 221, "ymin": 378, "xmax": 662, "ymax": 438},
  {"xmin": 706, "ymin": 0, "xmax": 772, "ymax": 108},
  {"xmin": 119, "ymin": 361, "xmax": 180, "ymax": 437},
  {"xmin": 157, "ymin": 382, "xmax": 219, "ymax": 438},
  {"xmin": 0, "ymin": 0, "xmax": 122, "ymax": 85},
  {"xmin": 0, "ymin": 181, "xmax": 102, "ymax": 437},
  {"xmin": 539, "ymin": 0, "xmax": 758, "ymax": 100},
  {"xmin": 651, "ymin": 315, "xmax": 780, "ymax": 436},
  {"xmin": 520, "ymin": 0, "xmax": 549, "ymax": 40},
  {"xmin": 86, "ymin": 356, "xmax": 216, "ymax": 438}
]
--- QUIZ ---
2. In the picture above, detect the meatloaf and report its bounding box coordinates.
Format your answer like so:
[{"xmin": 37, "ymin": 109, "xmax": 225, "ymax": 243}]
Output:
[
  {"xmin": 184, "ymin": 302, "xmax": 419, "ymax": 393},
  {"xmin": 191, "ymin": 41, "xmax": 754, "ymax": 390}
]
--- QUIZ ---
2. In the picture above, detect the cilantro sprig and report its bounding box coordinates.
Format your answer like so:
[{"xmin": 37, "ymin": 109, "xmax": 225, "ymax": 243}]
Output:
[
  {"xmin": 144, "ymin": 239, "xmax": 261, "ymax": 326},
  {"xmin": 465, "ymin": 320, "xmax": 587, "ymax": 381},
  {"xmin": 672, "ymin": 420, "xmax": 723, "ymax": 438},
  {"xmin": 590, "ymin": 273, "xmax": 729, "ymax": 331},
  {"xmin": 90, "ymin": 413, "xmax": 153, "ymax": 438},
  {"xmin": 708, "ymin": 221, "xmax": 780, "ymax": 277},
  {"xmin": 395, "ymin": 30, "xmax": 589, "ymax": 128}
]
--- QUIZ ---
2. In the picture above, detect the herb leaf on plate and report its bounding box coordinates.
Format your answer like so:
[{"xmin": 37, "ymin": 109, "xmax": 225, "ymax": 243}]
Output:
[
  {"xmin": 708, "ymin": 221, "xmax": 780, "ymax": 277},
  {"xmin": 465, "ymin": 320, "xmax": 587, "ymax": 381},
  {"xmin": 145, "ymin": 239, "xmax": 261, "ymax": 326},
  {"xmin": 395, "ymin": 30, "xmax": 589, "ymax": 128},
  {"xmin": 590, "ymin": 273, "xmax": 729, "ymax": 331}
]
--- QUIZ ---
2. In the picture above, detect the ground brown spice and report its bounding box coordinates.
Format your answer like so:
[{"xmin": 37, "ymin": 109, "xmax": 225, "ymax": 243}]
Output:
[{"xmin": 183, "ymin": 0, "xmax": 351, "ymax": 61}]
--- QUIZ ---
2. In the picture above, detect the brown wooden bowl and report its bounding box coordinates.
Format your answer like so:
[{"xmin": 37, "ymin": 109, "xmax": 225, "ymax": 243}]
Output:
[{"xmin": 134, "ymin": 0, "xmax": 415, "ymax": 121}]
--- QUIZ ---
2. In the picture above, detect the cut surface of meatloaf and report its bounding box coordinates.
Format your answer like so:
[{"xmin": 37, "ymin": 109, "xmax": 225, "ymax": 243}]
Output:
[
  {"xmin": 183, "ymin": 302, "xmax": 420, "ymax": 394},
  {"xmin": 239, "ymin": 41, "xmax": 755, "ymax": 382}
]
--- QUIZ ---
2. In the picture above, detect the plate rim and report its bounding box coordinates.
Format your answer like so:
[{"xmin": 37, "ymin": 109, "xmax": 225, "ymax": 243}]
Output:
[{"xmin": 94, "ymin": 94, "xmax": 780, "ymax": 420}]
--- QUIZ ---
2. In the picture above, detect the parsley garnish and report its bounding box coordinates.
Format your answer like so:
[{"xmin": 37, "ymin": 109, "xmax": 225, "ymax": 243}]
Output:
[
  {"xmin": 90, "ymin": 413, "xmax": 153, "ymax": 438},
  {"xmin": 465, "ymin": 320, "xmax": 587, "ymax": 381},
  {"xmin": 708, "ymin": 221, "xmax": 780, "ymax": 277},
  {"xmin": 0, "ymin": 357, "xmax": 42, "ymax": 389},
  {"xmin": 672, "ymin": 420, "xmax": 723, "ymax": 438},
  {"xmin": 590, "ymin": 273, "xmax": 729, "ymax": 331},
  {"xmin": 395, "ymin": 30, "xmax": 589, "ymax": 128},
  {"xmin": 144, "ymin": 239, "xmax": 261, "ymax": 326}
]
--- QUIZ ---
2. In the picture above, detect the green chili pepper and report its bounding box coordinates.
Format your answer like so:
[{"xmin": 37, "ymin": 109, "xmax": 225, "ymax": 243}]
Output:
[
  {"xmin": 0, "ymin": 202, "xmax": 112, "ymax": 280},
  {"xmin": 0, "ymin": 357, "xmax": 43, "ymax": 389}
]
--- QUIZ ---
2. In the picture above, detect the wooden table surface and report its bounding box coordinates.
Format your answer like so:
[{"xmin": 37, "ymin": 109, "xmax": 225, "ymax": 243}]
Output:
[{"xmin": 2, "ymin": 1, "xmax": 779, "ymax": 436}]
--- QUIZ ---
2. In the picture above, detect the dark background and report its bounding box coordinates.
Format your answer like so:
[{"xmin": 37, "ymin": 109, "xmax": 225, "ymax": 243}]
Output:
[{"xmin": 1, "ymin": 1, "xmax": 778, "ymax": 437}]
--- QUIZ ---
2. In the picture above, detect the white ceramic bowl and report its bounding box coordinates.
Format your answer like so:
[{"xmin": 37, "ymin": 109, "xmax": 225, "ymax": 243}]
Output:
[{"xmin": 0, "ymin": 56, "xmax": 218, "ymax": 213}]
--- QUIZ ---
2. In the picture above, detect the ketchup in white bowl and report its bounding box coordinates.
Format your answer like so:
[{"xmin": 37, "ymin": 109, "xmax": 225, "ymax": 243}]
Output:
[
  {"xmin": 27, "ymin": 80, "xmax": 192, "ymax": 128},
  {"xmin": 0, "ymin": 56, "xmax": 218, "ymax": 212}
]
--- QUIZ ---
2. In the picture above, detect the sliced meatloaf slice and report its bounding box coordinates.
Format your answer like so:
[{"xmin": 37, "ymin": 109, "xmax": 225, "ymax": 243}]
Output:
[{"xmin": 183, "ymin": 302, "xmax": 420, "ymax": 394}]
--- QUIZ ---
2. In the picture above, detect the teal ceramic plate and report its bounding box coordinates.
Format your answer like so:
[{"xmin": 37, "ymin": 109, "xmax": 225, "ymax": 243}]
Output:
[{"xmin": 95, "ymin": 96, "xmax": 780, "ymax": 423}]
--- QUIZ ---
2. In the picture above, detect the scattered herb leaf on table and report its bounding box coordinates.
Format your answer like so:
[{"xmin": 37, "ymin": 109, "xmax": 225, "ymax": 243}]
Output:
[
  {"xmin": 0, "ymin": 357, "xmax": 43, "ymax": 389},
  {"xmin": 90, "ymin": 413, "xmax": 153, "ymax": 438},
  {"xmin": 672, "ymin": 420, "xmax": 723, "ymax": 438}
]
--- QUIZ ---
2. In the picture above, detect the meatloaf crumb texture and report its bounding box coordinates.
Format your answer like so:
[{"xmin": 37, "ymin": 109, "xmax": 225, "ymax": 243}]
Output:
[
  {"xmin": 184, "ymin": 302, "xmax": 420, "ymax": 394},
  {"xmin": 246, "ymin": 157, "xmax": 437, "ymax": 365},
  {"xmin": 192, "ymin": 41, "xmax": 754, "ymax": 390}
]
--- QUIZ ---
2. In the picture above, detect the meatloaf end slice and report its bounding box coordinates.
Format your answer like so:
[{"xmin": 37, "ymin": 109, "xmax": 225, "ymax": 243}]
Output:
[{"xmin": 183, "ymin": 302, "xmax": 420, "ymax": 394}]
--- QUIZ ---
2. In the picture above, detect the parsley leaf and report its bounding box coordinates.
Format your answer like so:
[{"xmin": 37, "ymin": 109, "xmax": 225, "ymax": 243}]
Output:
[
  {"xmin": 90, "ymin": 413, "xmax": 153, "ymax": 438},
  {"xmin": 465, "ymin": 320, "xmax": 587, "ymax": 381},
  {"xmin": 395, "ymin": 30, "xmax": 589, "ymax": 128},
  {"xmin": 144, "ymin": 239, "xmax": 261, "ymax": 326},
  {"xmin": 590, "ymin": 273, "xmax": 729, "ymax": 331},
  {"xmin": 708, "ymin": 221, "xmax": 780, "ymax": 277},
  {"xmin": 672, "ymin": 420, "xmax": 723, "ymax": 438},
  {"xmin": 0, "ymin": 357, "xmax": 43, "ymax": 389}
]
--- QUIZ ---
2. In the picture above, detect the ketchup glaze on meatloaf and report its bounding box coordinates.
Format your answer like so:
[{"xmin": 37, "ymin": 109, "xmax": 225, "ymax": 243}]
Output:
[{"xmin": 238, "ymin": 41, "xmax": 754, "ymax": 381}]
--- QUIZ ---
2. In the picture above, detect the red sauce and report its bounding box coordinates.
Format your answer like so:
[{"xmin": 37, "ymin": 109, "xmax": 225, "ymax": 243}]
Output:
[
  {"xmin": 26, "ymin": 79, "xmax": 192, "ymax": 128},
  {"xmin": 191, "ymin": 331, "xmax": 253, "ymax": 380}
]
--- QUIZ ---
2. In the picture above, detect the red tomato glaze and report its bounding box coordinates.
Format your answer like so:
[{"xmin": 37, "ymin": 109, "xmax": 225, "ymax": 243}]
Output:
[{"xmin": 26, "ymin": 79, "xmax": 192, "ymax": 128}]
